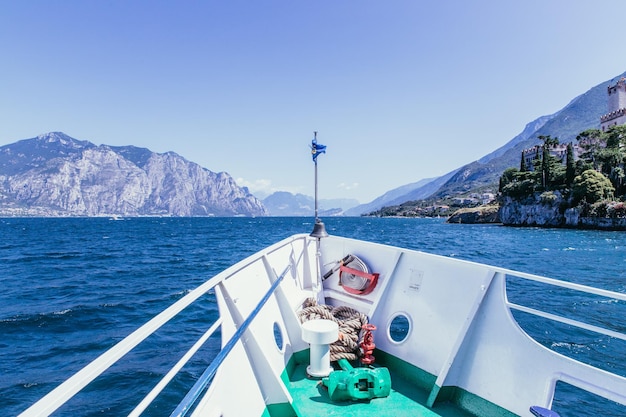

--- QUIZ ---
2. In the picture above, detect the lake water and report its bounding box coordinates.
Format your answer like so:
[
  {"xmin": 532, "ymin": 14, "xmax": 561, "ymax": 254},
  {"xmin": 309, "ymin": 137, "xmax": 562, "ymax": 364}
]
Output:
[{"xmin": 1, "ymin": 217, "xmax": 625, "ymax": 416}]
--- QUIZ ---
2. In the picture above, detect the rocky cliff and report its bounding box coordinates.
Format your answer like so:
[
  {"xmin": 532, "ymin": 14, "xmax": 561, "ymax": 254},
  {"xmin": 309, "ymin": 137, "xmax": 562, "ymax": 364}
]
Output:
[
  {"xmin": 360, "ymin": 70, "xmax": 626, "ymax": 217},
  {"xmin": 0, "ymin": 132, "xmax": 268, "ymax": 217},
  {"xmin": 447, "ymin": 205, "xmax": 500, "ymax": 224},
  {"xmin": 499, "ymin": 192, "xmax": 626, "ymax": 230},
  {"xmin": 499, "ymin": 192, "xmax": 567, "ymax": 227}
]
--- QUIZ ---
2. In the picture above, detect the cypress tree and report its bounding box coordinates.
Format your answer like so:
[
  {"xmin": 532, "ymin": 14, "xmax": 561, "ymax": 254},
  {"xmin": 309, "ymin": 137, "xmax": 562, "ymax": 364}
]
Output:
[
  {"xmin": 566, "ymin": 143, "xmax": 575, "ymax": 185},
  {"xmin": 538, "ymin": 135, "xmax": 559, "ymax": 188}
]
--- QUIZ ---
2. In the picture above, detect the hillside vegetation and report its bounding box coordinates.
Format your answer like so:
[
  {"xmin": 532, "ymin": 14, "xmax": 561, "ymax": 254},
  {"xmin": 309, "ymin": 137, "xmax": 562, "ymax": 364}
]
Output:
[
  {"xmin": 362, "ymin": 71, "xmax": 626, "ymax": 217},
  {"xmin": 499, "ymin": 126, "xmax": 626, "ymax": 220}
]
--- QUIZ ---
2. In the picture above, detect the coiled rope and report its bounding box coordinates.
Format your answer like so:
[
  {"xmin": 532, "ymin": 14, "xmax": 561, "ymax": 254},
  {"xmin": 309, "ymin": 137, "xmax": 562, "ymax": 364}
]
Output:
[{"xmin": 298, "ymin": 298, "xmax": 368, "ymax": 361}]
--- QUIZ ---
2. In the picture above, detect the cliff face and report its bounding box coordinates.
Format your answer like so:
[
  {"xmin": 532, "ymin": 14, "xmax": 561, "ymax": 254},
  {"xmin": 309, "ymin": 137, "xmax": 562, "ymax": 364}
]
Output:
[
  {"xmin": 499, "ymin": 193, "xmax": 567, "ymax": 227},
  {"xmin": 0, "ymin": 132, "xmax": 268, "ymax": 217},
  {"xmin": 447, "ymin": 205, "xmax": 500, "ymax": 224},
  {"xmin": 499, "ymin": 193, "xmax": 626, "ymax": 230}
]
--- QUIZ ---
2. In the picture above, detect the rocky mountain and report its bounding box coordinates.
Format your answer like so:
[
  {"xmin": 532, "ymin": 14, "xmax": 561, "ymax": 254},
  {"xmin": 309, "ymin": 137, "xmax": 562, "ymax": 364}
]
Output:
[
  {"xmin": 352, "ymin": 70, "xmax": 626, "ymax": 215},
  {"xmin": 344, "ymin": 173, "xmax": 456, "ymax": 216},
  {"xmin": 0, "ymin": 132, "xmax": 268, "ymax": 217},
  {"xmin": 262, "ymin": 191, "xmax": 358, "ymax": 216},
  {"xmin": 429, "ymin": 77, "xmax": 609, "ymax": 199}
]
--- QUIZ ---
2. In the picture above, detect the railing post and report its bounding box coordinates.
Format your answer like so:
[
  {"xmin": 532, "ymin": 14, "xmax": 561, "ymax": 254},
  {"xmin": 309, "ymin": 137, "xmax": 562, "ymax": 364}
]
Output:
[{"xmin": 170, "ymin": 264, "xmax": 292, "ymax": 417}]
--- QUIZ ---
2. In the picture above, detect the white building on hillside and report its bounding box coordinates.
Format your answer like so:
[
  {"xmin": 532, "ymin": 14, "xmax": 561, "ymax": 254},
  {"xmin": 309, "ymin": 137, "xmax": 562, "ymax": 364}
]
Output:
[
  {"xmin": 521, "ymin": 143, "xmax": 579, "ymax": 170},
  {"xmin": 521, "ymin": 76, "xmax": 626, "ymax": 170},
  {"xmin": 601, "ymin": 77, "xmax": 626, "ymax": 131}
]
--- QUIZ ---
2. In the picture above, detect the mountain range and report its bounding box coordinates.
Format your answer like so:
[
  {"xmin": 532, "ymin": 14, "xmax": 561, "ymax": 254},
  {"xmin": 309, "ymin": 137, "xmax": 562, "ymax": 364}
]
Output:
[
  {"xmin": 261, "ymin": 191, "xmax": 359, "ymax": 217},
  {"xmin": 1, "ymin": 70, "xmax": 623, "ymax": 217},
  {"xmin": 344, "ymin": 70, "xmax": 626, "ymax": 215},
  {"xmin": 0, "ymin": 132, "xmax": 267, "ymax": 217}
]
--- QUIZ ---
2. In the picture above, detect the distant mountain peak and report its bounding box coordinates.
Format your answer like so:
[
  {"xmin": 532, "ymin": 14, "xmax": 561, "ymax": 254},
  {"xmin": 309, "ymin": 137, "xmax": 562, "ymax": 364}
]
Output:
[
  {"xmin": 262, "ymin": 191, "xmax": 358, "ymax": 216},
  {"xmin": 351, "ymin": 69, "xmax": 626, "ymax": 215},
  {"xmin": 37, "ymin": 131, "xmax": 70, "ymax": 141},
  {"xmin": 0, "ymin": 132, "xmax": 267, "ymax": 217},
  {"xmin": 36, "ymin": 131, "xmax": 90, "ymax": 147}
]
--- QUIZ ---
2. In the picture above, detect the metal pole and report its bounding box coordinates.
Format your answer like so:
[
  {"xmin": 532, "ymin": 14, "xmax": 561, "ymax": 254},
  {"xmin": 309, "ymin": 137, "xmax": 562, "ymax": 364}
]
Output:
[
  {"xmin": 309, "ymin": 131, "xmax": 328, "ymax": 239},
  {"xmin": 314, "ymin": 131, "xmax": 319, "ymax": 221}
]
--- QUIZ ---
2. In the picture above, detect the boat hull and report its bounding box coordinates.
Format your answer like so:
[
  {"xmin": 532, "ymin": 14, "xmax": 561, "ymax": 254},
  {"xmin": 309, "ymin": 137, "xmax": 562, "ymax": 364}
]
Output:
[
  {"xmin": 19, "ymin": 233, "xmax": 626, "ymax": 417},
  {"xmin": 195, "ymin": 234, "xmax": 626, "ymax": 416}
]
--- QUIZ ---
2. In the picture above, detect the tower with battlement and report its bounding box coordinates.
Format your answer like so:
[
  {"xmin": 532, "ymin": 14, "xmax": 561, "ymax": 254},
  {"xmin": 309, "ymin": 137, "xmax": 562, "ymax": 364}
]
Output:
[{"xmin": 600, "ymin": 77, "xmax": 626, "ymax": 131}]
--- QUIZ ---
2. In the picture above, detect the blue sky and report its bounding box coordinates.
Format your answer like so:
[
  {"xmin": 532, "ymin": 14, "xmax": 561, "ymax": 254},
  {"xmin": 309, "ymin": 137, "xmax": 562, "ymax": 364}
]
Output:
[{"xmin": 1, "ymin": 1, "xmax": 625, "ymax": 203}]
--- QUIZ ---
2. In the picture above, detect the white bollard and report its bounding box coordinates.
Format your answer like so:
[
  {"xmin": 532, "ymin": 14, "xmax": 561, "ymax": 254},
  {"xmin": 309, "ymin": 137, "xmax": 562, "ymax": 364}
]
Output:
[{"xmin": 301, "ymin": 319, "xmax": 339, "ymax": 377}]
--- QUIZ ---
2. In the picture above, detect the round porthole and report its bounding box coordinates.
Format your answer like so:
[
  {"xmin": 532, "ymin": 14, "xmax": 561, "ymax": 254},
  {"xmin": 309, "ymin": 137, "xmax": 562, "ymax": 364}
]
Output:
[
  {"xmin": 273, "ymin": 322, "xmax": 284, "ymax": 351},
  {"xmin": 388, "ymin": 313, "xmax": 410, "ymax": 343}
]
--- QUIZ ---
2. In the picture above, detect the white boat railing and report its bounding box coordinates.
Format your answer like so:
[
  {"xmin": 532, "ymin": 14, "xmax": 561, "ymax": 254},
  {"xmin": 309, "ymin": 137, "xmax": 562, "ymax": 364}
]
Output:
[
  {"xmin": 168, "ymin": 264, "xmax": 292, "ymax": 417},
  {"xmin": 17, "ymin": 233, "xmax": 626, "ymax": 416},
  {"xmin": 501, "ymin": 269, "xmax": 626, "ymax": 407},
  {"xmin": 18, "ymin": 235, "xmax": 302, "ymax": 417},
  {"xmin": 500, "ymin": 267, "xmax": 626, "ymax": 343},
  {"xmin": 507, "ymin": 302, "xmax": 626, "ymax": 342},
  {"xmin": 498, "ymin": 265, "xmax": 626, "ymax": 409},
  {"xmin": 128, "ymin": 318, "xmax": 223, "ymax": 417},
  {"xmin": 19, "ymin": 274, "xmax": 225, "ymax": 417}
]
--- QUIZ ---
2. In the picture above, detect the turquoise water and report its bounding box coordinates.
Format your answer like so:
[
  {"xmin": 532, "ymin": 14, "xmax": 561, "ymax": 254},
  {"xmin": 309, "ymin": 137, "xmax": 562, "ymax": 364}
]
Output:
[{"xmin": 1, "ymin": 217, "xmax": 625, "ymax": 416}]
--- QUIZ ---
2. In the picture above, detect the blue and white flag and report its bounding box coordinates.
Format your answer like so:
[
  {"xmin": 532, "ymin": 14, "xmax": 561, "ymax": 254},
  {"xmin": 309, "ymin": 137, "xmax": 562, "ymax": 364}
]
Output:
[{"xmin": 311, "ymin": 138, "xmax": 326, "ymax": 162}]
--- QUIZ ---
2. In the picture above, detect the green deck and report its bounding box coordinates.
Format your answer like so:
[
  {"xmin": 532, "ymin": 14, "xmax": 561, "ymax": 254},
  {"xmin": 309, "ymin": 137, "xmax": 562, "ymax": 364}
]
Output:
[
  {"xmin": 284, "ymin": 363, "xmax": 472, "ymax": 417},
  {"xmin": 265, "ymin": 349, "xmax": 511, "ymax": 417}
]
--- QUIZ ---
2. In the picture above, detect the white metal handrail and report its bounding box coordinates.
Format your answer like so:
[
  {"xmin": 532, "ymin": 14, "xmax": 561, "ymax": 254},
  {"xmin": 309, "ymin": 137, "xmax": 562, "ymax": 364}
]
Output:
[
  {"xmin": 502, "ymin": 269, "xmax": 626, "ymax": 342},
  {"xmin": 18, "ymin": 274, "xmax": 224, "ymax": 417},
  {"xmin": 128, "ymin": 318, "xmax": 223, "ymax": 417},
  {"xmin": 498, "ymin": 267, "xmax": 626, "ymax": 302},
  {"xmin": 18, "ymin": 234, "xmax": 309, "ymax": 417},
  {"xmin": 169, "ymin": 264, "xmax": 292, "ymax": 417},
  {"xmin": 508, "ymin": 302, "xmax": 626, "ymax": 342}
]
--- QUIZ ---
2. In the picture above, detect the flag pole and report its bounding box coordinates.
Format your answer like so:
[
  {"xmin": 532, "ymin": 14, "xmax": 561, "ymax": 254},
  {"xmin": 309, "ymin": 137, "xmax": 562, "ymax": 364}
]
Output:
[
  {"xmin": 314, "ymin": 131, "xmax": 319, "ymax": 220},
  {"xmin": 310, "ymin": 131, "xmax": 328, "ymax": 238}
]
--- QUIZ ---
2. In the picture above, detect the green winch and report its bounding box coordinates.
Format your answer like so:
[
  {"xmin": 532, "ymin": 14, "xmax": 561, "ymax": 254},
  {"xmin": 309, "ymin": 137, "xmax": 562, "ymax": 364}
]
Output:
[{"xmin": 322, "ymin": 358, "xmax": 391, "ymax": 402}]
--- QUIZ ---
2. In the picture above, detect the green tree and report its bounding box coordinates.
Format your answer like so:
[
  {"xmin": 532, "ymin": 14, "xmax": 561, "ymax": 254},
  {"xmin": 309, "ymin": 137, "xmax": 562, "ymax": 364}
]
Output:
[
  {"xmin": 572, "ymin": 169, "xmax": 615, "ymax": 204},
  {"xmin": 500, "ymin": 167, "xmax": 519, "ymax": 192},
  {"xmin": 499, "ymin": 168, "xmax": 541, "ymax": 198},
  {"xmin": 565, "ymin": 142, "xmax": 575, "ymax": 185},
  {"xmin": 576, "ymin": 128, "xmax": 605, "ymax": 170},
  {"xmin": 604, "ymin": 124, "xmax": 626, "ymax": 148},
  {"xmin": 538, "ymin": 135, "xmax": 560, "ymax": 188},
  {"xmin": 599, "ymin": 128, "xmax": 619, "ymax": 169},
  {"xmin": 597, "ymin": 147, "xmax": 621, "ymax": 177},
  {"xmin": 601, "ymin": 125, "xmax": 626, "ymax": 195},
  {"xmin": 610, "ymin": 167, "xmax": 625, "ymax": 196},
  {"xmin": 520, "ymin": 151, "xmax": 527, "ymax": 172}
]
